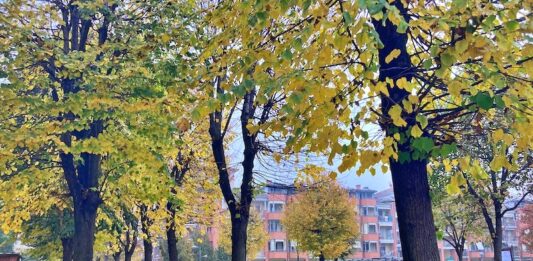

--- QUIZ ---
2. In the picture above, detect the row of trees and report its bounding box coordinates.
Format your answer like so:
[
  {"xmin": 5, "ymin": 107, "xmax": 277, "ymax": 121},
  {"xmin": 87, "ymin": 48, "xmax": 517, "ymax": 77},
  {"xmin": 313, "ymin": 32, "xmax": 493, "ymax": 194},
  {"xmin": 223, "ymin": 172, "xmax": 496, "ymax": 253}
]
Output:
[{"xmin": 0, "ymin": 0, "xmax": 531, "ymax": 261}]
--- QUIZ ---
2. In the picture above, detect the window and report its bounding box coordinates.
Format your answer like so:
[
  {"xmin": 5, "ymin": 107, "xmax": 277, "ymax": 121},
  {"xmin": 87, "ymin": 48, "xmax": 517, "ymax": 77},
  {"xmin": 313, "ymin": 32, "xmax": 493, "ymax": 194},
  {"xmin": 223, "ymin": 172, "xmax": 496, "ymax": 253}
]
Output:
[
  {"xmin": 363, "ymin": 241, "xmax": 377, "ymax": 252},
  {"xmin": 379, "ymin": 227, "xmax": 393, "ymax": 239},
  {"xmin": 269, "ymin": 202, "xmax": 284, "ymax": 213},
  {"xmin": 364, "ymin": 224, "xmax": 377, "ymax": 234},
  {"xmin": 269, "ymin": 240, "xmax": 285, "ymax": 251},
  {"xmin": 269, "ymin": 220, "xmax": 283, "ymax": 232},
  {"xmin": 359, "ymin": 206, "xmax": 376, "ymax": 216}
]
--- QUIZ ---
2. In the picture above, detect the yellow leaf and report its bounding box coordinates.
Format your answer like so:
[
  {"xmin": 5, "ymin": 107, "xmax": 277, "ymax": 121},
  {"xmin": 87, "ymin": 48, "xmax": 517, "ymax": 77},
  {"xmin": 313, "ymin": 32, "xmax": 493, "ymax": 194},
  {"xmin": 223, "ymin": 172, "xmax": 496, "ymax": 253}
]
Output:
[
  {"xmin": 393, "ymin": 133, "xmax": 401, "ymax": 141},
  {"xmin": 389, "ymin": 105, "xmax": 407, "ymax": 127},
  {"xmin": 410, "ymin": 124, "xmax": 423, "ymax": 138},
  {"xmin": 448, "ymin": 81, "xmax": 465, "ymax": 98},
  {"xmin": 385, "ymin": 49, "xmax": 401, "ymax": 64},
  {"xmin": 376, "ymin": 81, "xmax": 389, "ymax": 96},
  {"xmin": 329, "ymin": 171, "xmax": 338, "ymax": 180},
  {"xmin": 396, "ymin": 77, "xmax": 408, "ymax": 89},
  {"xmin": 161, "ymin": 34, "xmax": 171, "ymax": 43}
]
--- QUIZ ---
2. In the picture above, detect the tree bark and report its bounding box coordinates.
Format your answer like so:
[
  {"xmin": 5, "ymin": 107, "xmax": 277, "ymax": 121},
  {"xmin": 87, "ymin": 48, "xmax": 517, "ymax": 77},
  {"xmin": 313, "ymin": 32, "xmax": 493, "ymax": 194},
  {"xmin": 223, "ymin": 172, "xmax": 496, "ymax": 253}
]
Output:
[
  {"xmin": 208, "ymin": 80, "xmax": 259, "ymax": 261},
  {"xmin": 143, "ymin": 238, "xmax": 153, "ymax": 261},
  {"xmin": 61, "ymin": 237, "xmax": 73, "ymax": 261},
  {"xmin": 455, "ymin": 247, "xmax": 464, "ymax": 261},
  {"xmin": 141, "ymin": 205, "xmax": 153, "ymax": 261},
  {"xmin": 124, "ymin": 229, "xmax": 137, "ymax": 261},
  {"xmin": 113, "ymin": 251, "xmax": 121, "ymax": 261},
  {"xmin": 372, "ymin": 1, "xmax": 440, "ymax": 260},
  {"xmin": 493, "ymin": 213, "xmax": 503, "ymax": 261},
  {"xmin": 390, "ymin": 160, "xmax": 440, "ymax": 260},
  {"xmin": 167, "ymin": 205, "xmax": 179, "ymax": 261},
  {"xmin": 230, "ymin": 214, "xmax": 249, "ymax": 261}
]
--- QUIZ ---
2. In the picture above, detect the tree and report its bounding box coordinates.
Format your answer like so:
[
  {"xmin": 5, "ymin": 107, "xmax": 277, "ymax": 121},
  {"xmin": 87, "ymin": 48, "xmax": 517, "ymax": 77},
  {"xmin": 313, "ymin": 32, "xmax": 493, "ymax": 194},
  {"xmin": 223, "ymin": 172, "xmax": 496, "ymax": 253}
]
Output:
[
  {"xmin": 282, "ymin": 178, "xmax": 359, "ymax": 261},
  {"xmin": 0, "ymin": 1, "xmax": 196, "ymax": 259},
  {"xmin": 202, "ymin": 1, "xmax": 531, "ymax": 259},
  {"xmin": 450, "ymin": 121, "xmax": 532, "ymax": 261},
  {"xmin": 218, "ymin": 208, "xmax": 268, "ymax": 260},
  {"xmin": 430, "ymin": 168, "xmax": 486, "ymax": 261},
  {"xmin": 0, "ymin": 231, "xmax": 14, "ymax": 254},
  {"xmin": 520, "ymin": 204, "xmax": 533, "ymax": 250}
]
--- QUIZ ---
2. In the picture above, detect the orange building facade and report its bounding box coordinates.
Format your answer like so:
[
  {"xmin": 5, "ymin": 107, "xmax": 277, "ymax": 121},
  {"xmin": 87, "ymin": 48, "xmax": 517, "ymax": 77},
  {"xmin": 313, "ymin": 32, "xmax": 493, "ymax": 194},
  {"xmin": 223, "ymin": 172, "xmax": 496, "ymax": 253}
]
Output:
[{"xmin": 238, "ymin": 182, "xmax": 533, "ymax": 261}]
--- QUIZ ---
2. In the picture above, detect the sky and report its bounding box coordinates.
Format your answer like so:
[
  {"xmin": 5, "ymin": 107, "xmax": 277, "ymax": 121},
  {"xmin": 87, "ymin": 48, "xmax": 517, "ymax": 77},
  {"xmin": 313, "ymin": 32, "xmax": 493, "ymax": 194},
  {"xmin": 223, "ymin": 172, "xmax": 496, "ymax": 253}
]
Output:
[{"xmin": 228, "ymin": 131, "xmax": 393, "ymax": 192}]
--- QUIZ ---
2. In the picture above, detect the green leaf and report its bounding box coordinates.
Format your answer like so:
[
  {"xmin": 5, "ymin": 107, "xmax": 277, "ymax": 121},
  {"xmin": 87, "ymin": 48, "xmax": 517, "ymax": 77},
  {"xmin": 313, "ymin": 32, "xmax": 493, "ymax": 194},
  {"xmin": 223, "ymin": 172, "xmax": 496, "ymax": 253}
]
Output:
[
  {"xmin": 398, "ymin": 151, "xmax": 411, "ymax": 164},
  {"xmin": 282, "ymin": 49, "xmax": 293, "ymax": 60},
  {"xmin": 248, "ymin": 15, "xmax": 257, "ymax": 26},
  {"xmin": 416, "ymin": 114, "xmax": 428, "ymax": 129},
  {"xmin": 412, "ymin": 137, "xmax": 434, "ymax": 154},
  {"xmin": 396, "ymin": 20, "xmax": 409, "ymax": 34},
  {"xmin": 473, "ymin": 92, "xmax": 493, "ymax": 110},
  {"xmin": 422, "ymin": 59, "xmax": 433, "ymax": 69},
  {"xmin": 440, "ymin": 53, "xmax": 455, "ymax": 68},
  {"xmin": 505, "ymin": 21, "xmax": 520, "ymax": 31},
  {"xmin": 343, "ymin": 12, "xmax": 354, "ymax": 25}
]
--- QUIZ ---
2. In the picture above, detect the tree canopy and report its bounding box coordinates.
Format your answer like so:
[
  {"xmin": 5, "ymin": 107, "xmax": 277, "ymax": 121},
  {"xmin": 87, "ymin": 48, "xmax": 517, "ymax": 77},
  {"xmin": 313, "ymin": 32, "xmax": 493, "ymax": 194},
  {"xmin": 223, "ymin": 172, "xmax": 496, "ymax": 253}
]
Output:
[{"xmin": 282, "ymin": 178, "xmax": 359, "ymax": 260}]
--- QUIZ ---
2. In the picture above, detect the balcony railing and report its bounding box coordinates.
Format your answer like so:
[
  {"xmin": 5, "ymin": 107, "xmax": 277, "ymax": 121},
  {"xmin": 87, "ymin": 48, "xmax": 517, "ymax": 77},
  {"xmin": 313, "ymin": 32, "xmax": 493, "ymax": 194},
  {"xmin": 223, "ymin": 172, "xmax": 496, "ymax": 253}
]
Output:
[{"xmin": 379, "ymin": 216, "xmax": 393, "ymax": 222}]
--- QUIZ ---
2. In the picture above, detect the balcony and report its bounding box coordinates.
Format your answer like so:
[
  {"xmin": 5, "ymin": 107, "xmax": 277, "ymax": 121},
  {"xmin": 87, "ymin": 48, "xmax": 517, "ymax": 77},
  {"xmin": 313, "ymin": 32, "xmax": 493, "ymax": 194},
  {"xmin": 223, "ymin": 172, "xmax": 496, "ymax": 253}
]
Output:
[
  {"xmin": 379, "ymin": 232, "xmax": 394, "ymax": 244},
  {"xmin": 379, "ymin": 215, "xmax": 393, "ymax": 226}
]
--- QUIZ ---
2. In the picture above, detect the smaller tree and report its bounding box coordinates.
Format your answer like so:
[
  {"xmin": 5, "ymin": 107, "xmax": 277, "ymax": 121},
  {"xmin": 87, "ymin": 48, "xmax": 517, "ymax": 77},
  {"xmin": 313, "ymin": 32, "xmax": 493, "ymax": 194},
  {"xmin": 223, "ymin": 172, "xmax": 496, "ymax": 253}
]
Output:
[
  {"xmin": 430, "ymin": 165, "xmax": 486, "ymax": 261},
  {"xmin": 218, "ymin": 208, "xmax": 268, "ymax": 260},
  {"xmin": 282, "ymin": 178, "xmax": 359, "ymax": 261}
]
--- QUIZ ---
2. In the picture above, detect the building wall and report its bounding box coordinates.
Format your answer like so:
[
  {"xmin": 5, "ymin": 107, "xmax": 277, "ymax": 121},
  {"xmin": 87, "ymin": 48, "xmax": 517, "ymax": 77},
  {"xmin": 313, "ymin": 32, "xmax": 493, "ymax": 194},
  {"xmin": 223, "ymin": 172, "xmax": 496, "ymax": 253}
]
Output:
[{"xmin": 236, "ymin": 182, "xmax": 533, "ymax": 261}]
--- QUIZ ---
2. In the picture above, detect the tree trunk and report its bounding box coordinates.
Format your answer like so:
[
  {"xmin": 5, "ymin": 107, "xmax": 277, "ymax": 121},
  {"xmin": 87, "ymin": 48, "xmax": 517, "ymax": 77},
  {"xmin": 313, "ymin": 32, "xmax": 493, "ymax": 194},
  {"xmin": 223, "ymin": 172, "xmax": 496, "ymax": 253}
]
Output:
[
  {"xmin": 72, "ymin": 192, "xmax": 100, "ymax": 261},
  {"xmin": 493, "ymin": 214, "xmax": 503, "ymax": 261},
  {"xmin": 455, "ymin": 247, "xmax": 464, "ymax": 261},
  {"xmin": 230, "ymin": 214, "xmax": 249, "ymax": 261},
  {"xmin": 372, "ymin": 0, "xmax": 440, "ymax": 259},
  {"xmin": 390, "ymin": 160, "xmax": 440, "ymax": 260},
  {"xmin": 61, "ymin": 237, "xmax": 73, "ymax": 261},
  {"xmin": 143, "ymin": 238, "xmax": 153, "ymax": 261},
  {"xmin": 141, "ymin": 205, "xmax": 153, "ymax": 261},
  {"xmin": 113, "ymin": 251, "xmax": 121, "ymax": 261},
  {"xmin": 125, "ymin": 250, "xmax": 135, "ymax": 261},
  {"xmin": 167, "ymin": 205, "xmax": 179, "ymax": 261}
]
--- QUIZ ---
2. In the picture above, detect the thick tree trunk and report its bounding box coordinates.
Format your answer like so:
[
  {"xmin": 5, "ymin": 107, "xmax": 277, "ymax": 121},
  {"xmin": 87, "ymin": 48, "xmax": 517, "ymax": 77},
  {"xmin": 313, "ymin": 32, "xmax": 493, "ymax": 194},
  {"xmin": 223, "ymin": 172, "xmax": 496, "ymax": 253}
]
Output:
[
  {"xmin": 167, "ymin": 205, "xmax": 179, "ymax": 261},
  {"xmin": 141, "ymin": 205, "xmax": 153, "ymax": 261},
  {"xmin": 390, "ymin": 160, "xmax": 440, "ymax": 260},
  {"xmin": 230, "ymin": 214, "xmax": 249, "ymax": 261},
  {"xmin": 61, "ymin": 237, "xmax": 73, "ymax": 261},
  {"xmin": 372, "ymin": 0, "xmax": 440, "ymax": 259},
  {"xmin": 72, "ymin": 202, "xmax": 99, "ymax": 261},
  {"xmin": 493, "ymin": 214, "xmax": 503, "ymax": 261},
  {"xmin": 143, "ymin": 238, "xmax": 153, "ymax": 261}
]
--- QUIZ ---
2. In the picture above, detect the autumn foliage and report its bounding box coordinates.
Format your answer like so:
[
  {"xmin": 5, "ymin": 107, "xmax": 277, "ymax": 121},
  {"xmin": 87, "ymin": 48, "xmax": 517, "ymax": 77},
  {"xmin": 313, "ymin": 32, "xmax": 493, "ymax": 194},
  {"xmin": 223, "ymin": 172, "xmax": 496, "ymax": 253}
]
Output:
[{"xmin": 282, "ymin": 179, "xmax": 359, "ymax": 259}]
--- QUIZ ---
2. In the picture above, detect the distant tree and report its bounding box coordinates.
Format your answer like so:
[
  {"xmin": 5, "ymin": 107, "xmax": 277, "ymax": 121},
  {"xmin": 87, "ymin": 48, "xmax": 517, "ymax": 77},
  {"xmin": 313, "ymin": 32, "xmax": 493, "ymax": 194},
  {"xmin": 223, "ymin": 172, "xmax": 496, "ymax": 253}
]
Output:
[
  {"xmin": 520, "ymin": 204, "xmax": 533, "ymax": 250},
  {"xmin": 442, "ymin": 114, "xmax": 532, "ymax": 260},
  {"xmin": 430, "ymin": 169, "xmax": 486, "ymax": 261},
  {"xmin": 218, "ymin": 208, "xmax": 268, "ymax": 260},
  {"xmin": 282, "ymin": 178, "xmax": 359, "ymax": 261},
  {"xmin": 0, "ymin": 231, "xmax": 14, "ymax": 253}
]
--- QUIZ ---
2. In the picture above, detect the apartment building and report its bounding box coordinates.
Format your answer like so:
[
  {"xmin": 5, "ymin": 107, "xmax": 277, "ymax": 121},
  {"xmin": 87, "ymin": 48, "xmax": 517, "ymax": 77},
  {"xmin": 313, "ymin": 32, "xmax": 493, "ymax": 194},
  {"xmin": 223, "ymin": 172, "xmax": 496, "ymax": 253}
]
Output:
[{"xmin": 248, "ymin": 182, "xmax": 533, "ymax": 261}]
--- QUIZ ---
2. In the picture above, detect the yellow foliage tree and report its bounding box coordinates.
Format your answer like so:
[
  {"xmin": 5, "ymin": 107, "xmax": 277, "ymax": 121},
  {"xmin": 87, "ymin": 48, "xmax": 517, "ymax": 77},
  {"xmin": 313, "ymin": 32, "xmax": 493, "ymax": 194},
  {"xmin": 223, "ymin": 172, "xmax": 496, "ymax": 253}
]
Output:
[
  {"xmin": 218, "ymin": 208, "xmax": 268, "ymax": 260},
  {"xmin": 282, "ymin": 179, "xmax": 359, "ymax": 261}
]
